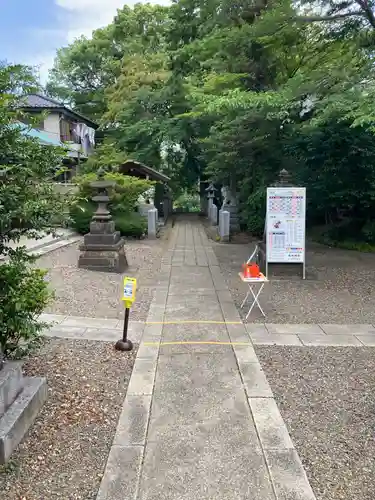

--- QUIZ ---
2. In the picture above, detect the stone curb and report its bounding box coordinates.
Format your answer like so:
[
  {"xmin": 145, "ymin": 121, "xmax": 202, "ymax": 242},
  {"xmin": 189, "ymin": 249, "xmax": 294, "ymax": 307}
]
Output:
[
  {"xmin": 230, "ymin": 322, "xmax": 317, "ymax": 500},
  {"xmin": 95, "ymin": 266, "xmax": 170, "ymax": 500}
]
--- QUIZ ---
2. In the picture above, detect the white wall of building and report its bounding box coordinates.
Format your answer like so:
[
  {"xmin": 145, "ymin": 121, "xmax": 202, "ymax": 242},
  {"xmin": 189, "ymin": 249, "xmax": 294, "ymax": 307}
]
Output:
[{"xmin": 43, "ymin": 113, "xmax": 60, "ymax": 139}]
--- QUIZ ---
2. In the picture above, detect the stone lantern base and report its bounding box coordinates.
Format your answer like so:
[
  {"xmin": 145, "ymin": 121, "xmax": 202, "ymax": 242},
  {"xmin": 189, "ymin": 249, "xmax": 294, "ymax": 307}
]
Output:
[{"xmin": 78, "ymin": 220, "xmax": 128, "ymax": 273}]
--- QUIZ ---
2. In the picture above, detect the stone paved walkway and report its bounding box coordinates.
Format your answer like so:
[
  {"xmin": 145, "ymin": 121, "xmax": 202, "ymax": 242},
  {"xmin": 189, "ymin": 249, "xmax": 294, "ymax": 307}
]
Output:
[
  {"xmin": 93, "ymin": 218, "xmax": 316, "ymax": 500},
  {"xmin": 42, "ymin": 313, "xmax": 375, "ymax": 347}
]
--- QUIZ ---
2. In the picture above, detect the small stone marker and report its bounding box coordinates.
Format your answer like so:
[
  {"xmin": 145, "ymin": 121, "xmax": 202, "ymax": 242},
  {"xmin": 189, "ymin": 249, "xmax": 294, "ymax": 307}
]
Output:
[
  {"xmin": 211, "ymin": 204, "xmax": 218, "ymax": 226},
  {"xmin": 148, "ymin": 208, "xmax": 157, "ymax": 239},
  {"xmin": 219, "ymin": 210, "xmax": 230, "ymax": 242}
]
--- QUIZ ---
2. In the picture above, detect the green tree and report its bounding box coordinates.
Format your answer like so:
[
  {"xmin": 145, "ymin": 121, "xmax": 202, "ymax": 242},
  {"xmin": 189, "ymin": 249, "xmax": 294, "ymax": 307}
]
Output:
[{"xmin": 0, "ymin": 63, "xmax": 68, "ymax": 357}]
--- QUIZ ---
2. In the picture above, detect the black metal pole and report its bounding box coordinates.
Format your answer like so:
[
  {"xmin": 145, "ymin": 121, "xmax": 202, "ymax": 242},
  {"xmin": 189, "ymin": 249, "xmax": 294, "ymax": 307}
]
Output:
[
  {"xmin": 123, "ymin": 307, "xmax": 130, "ymax": 342},
  {"xmin": 115, "ymin": 307, "xmax": 133, "ymax": 352}
]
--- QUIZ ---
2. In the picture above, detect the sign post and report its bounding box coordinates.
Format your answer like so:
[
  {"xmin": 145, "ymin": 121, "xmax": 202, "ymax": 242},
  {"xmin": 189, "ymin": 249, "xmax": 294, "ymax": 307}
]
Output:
[
  {"xmin": 266, "ymin": 187, "xmax": 306, "ymax": 279},
  {"xmin": 115, "ymin": 276, "xmax": 137, "ymax": 352}
]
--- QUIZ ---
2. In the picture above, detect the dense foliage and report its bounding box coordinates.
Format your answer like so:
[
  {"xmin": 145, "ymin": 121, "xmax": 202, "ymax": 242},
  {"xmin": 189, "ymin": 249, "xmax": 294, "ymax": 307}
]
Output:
[
  {"xmin": 47, "ymin": 0, "xmax": 375, "ymax": 246},
  {"xmin": 0, "ymin": 64, "xmax": 68, "ymax": 357},
  {"xmin": 70, "ymin": 172, "xmax": 152, "ymax": 237}
]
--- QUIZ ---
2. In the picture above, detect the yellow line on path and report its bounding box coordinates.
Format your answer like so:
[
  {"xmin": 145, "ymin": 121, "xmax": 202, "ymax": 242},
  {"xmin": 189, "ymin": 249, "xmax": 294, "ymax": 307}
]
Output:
[
  {"xmin": 145, "ymin": 321, "xmax": 242, "ymax": 325},
  {"xmin": 143, "ymin": 341, "xmax": 251, "ymax": 346}
]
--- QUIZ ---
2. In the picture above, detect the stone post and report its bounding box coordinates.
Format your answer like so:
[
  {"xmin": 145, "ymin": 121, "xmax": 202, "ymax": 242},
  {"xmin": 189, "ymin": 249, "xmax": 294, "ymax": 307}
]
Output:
[
  {"xmin": 148, "ymin": 208, "xmax": 157, "ymax": 239},
  {"xmin": 221, "ymin": 185, "xmax": 239, "ymax": 233},
  {"xmin": 78, "ymin": 168, "xmax": 128, "ymax": 272},
  {"xmin": 219, "ymin": 210, "xmax": 230, "ymax": 242},
  {"xmin": 211, "ymin": 204, "xmax": 218, "ymax": 226}
]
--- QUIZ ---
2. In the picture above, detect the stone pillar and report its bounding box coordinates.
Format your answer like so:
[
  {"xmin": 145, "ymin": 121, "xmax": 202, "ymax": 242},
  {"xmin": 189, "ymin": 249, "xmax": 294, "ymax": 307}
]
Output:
[
  {"xmin": 148, "ymin": 208, "xmax": 157, "ymax": 239},
  {"xmin": 219, "ymin": 210, "xmax": 230, "ymax": 242},
  {"xmin": 221, "ymin": 186, "xmax": 239, "ymax": 233},
  {"xmin": 211, "ymin": 204, "xmax": 218, "ymax": 226},
  {"xmin": 78, "ymin": 168, "xmax": 128, "ymax": 273}
]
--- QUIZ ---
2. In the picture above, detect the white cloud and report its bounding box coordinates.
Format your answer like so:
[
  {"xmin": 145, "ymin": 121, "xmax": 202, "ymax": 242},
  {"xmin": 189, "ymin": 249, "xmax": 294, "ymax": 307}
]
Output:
[
  {"xmin": 28, "ymin": 0, "xmax": 170, "ymax": 86},
  {"xmin": 56, "ymin": 0, "xmax": 128, "ymax": 42}
]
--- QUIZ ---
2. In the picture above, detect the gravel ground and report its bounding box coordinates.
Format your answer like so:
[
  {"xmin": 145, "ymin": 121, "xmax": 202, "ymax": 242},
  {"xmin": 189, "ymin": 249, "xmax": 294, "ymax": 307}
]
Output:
[
  {"xmin": 213, "ymin": 240, "xmax": 375, "ymax": 323},
  {"xmin": 37, "ymin": 236, "xmax": 166, "ymax": 320},
  {"xmin": 0, "ymin": 338, "xmax": 137, "ymax": 500},
  {"xmin": 256, "ymin": 346, "xmax": 375, "ymax": 500}
]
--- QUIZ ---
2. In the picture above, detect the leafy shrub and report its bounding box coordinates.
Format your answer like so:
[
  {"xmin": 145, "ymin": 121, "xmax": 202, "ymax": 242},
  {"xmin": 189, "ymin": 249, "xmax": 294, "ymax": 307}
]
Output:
[
  {"xmin": 240, "ymin": 187, "xmax": 266, "ymax": 236},
  {"xmin": 114, "ymin": 212, "xmax": 147, "ymax": 238},
  {"xmin": 70, "ymin": 202, "xmax": 147, "ymax": 238},
  {"xmin": 174, "ymin": 192, "xmax": 200, "ymax": 212},
  {"xmin": 361, "ymin": 220, "xmax": 375, "ymax": 244},
  {"xmin": 69, "ymin": 201, "xmax": 95, "ymax": 234},
  {"xmin": 0, "ymin": 256, "xmax": 51, "ymax": 358},
  {"xmin": 73, "ymin": 172, "xmax": 154, "ymax": 213}
]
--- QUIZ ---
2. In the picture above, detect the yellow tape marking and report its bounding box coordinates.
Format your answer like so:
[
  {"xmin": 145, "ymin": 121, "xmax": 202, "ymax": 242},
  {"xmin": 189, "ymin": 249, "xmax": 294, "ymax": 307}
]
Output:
[
  {"xmin": 145, "ymin": 321, "xmax": 242, "ymax": 325},
  {"xmin": 143, "ymin": 341, "xmax": 251, "ymax": 346}
]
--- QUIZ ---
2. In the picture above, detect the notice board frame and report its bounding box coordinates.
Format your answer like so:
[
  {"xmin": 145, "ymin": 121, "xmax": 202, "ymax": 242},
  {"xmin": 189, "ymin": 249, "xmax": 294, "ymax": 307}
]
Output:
[{"xmin": 265, "ymin": 186, "xmax": 306, "ymax": 280}]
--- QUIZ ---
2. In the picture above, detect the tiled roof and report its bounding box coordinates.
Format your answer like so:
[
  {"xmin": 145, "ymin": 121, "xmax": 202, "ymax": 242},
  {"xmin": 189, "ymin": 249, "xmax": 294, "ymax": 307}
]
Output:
[
  {"xmin": 20, "ymin": 93, "xmax": 98, "ymax": 128},
  {"xmin": 21, "ymin": 93, "xmax": 62, "ymax": 109}
]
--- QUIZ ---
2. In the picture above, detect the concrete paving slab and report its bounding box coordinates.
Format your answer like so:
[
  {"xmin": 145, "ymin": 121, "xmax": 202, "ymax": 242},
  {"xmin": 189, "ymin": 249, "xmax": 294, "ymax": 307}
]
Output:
[
  {"xmin": 232, "ymin": 344, "xmax": 258, "ymax": 363},
  {"xmin": 249, "ymin": 398, "xmax": 294, "ymax": 450},
  {"xmin": 142, "ymin": 324, "xmax": 163, "ymax": 341},
  {"xmin": 250, "ymin": 333, "xmax": 303, "ymax": 346},
  {"xmin": 209, "ymin": 265, "xmax": 227, "ymax": 290},
  {"xmin": 39, "ymin": 313, "xmax": 66, "ymax": 324},
  {"xmin": 146, "ymin": 305, "xmax": 165, "ymax": 322},
  {"xmin": 319, "ymin": 323, "xmax": 375, "ymax": 335},
  {"xmin": 226, "ymin": 323, "xmax": 251, "ymax": 343},
  {"xmin": 355, "ymin": 335, "xmax": 375, "ymax": 346},
  {"xmin": 239, "ymin": 362, "xmax": 274, "ymax": 398},
  {"xmin": 45, "ymin": 325, "xmax": 87, "ymax": 339},
  {"xmin": 245, "ymin": 323, "xmax": 269, "ymax": 335},
  {"xmin": 161, "ymin": 324, "xmax": 230, "ymax": 346},
  {"xmin": 168, "ymin": 287, "xmax": 216, "ymax": 296},
  {"xmin": 219, "ymin": 300, "xmax": 242, "ymax": 322},
  {"xmin": 298, "ymin": 334, "xmax": 362, "ymax": 346},
  {"xmin": 264, "ymin": 449, "xmax": 316, "ymax": 500},
  {"xmin": 96, "ymin": 445, "xmax": 143, "ymax": 500},
  {"xmin": 139, "ymin": 427, "xmax": 274, "ymax": 500},
  {"xmin": 62, "ymin": 316, "xmax": 120, "ymax": 329},
  {"xmin": 266, "ymin": 324, "xmax": 324, "ymax": 335},
  {"xmin": 164, "ymin": 302, "xmax": 223, "ymax": 322},
  {"xmin": 113, "ymin": 395, "xmax": 152, "ymax": 446},
  {"xmin": 85, "ymin": 325, "xmax": 144, "ymax": 342},
  {"xmin": 136, "ymin": 342, "xmax": 160, "ymax": 361},
  {"xmin": 217, "ymin": 290, "xmax": 233, "ymax": 302},
  {"xmin": 127, "ymin": 359, "xmax": 157, "ymax": 396}
]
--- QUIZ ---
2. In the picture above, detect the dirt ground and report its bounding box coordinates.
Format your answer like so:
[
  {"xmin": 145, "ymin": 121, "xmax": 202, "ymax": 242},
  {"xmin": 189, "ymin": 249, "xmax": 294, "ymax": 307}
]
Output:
[
  {"xmin": 213, "ymin": 239, "xmax": 375, "ymax": 323},
  {"xmin": 0, "ymin": 339, "xmax": 136, "ymax": 500}
]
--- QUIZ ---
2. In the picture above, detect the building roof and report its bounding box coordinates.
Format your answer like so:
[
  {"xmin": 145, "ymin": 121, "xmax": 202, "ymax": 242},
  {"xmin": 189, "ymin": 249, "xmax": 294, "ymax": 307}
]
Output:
[
  {"xmin": 119, "ymin": 160, "xmax": 170, "ymax": 183},
  {"xmin": 20, "ymin": 93, "xmax": 98, "ymax": 129},
  {"xmin": 16, "ymin": 122, "xmax": 62, "ymax": 146}
]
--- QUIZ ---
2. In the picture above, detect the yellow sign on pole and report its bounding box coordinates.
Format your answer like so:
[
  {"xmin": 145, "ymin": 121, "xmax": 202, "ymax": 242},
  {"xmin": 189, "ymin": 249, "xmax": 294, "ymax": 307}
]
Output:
[{"xmin": 122, "ymin": 276, "xmax": 137, "ymax": 308}]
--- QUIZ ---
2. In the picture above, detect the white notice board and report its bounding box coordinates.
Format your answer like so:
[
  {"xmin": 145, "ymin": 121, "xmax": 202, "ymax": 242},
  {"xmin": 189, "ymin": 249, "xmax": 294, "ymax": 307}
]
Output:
[{"xmin": 266, "ymin": 187, "xmax": 306, "ymax": 278}]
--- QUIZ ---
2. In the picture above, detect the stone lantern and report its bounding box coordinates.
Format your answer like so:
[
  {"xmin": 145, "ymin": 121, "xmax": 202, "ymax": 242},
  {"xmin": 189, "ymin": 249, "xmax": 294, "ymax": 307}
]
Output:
[
  {"xmin": 205, "ymin": 182, "xmax": 217, "ymax": 215},
  {"xmin": 78, "ymin": 168, "xmax": 128, "ymax": 272}
]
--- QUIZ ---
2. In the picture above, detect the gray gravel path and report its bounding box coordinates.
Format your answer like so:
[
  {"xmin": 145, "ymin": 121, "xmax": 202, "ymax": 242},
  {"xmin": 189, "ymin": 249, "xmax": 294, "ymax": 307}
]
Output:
[
  {"xmin": 256, "ymin": 346, "xmax": 375, "ymax": 500},
  {"xmin": 0, "ymin": 338, "xmax": 137, "ymax": 500},
  {"xmin": 213, "ymin": 240, "xmax": 375, "ymax": 323},
  {"xmin": 37, "ymin": 238, "xmax": 165, "ymax": 320}
]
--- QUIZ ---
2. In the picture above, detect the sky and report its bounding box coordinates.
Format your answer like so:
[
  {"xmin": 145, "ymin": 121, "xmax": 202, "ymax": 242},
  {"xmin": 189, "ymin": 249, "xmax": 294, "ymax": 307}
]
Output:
[{"xmin": 0, "ymin": 0, "xmax": 168, "ymax": 84}]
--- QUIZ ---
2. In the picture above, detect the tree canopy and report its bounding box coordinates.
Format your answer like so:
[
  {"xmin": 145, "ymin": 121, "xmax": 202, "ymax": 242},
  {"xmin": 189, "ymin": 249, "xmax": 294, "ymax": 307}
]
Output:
[{"xmin": 47, "ymin": 0, "xmax": 375, "ymax": 246}]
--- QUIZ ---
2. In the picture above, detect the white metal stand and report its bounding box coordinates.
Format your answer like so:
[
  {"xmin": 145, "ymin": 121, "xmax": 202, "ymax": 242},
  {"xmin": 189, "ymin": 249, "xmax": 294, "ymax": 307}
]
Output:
[{"xmin": 239, "ymin": 272, "xmax": 268, "ymax": 319}]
